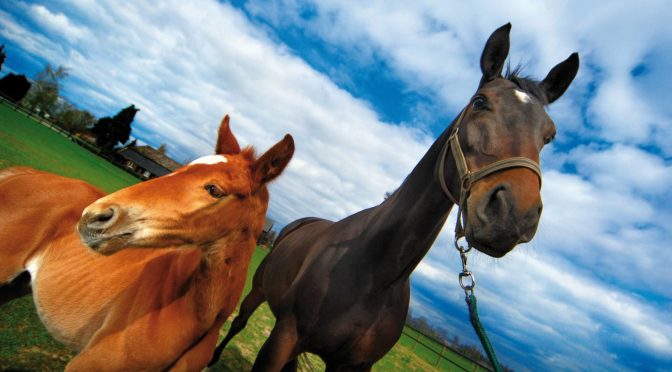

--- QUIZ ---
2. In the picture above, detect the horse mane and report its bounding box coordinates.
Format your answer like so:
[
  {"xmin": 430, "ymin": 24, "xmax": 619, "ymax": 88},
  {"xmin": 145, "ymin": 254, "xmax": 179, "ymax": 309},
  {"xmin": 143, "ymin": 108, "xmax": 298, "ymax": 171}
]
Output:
[
  {"xmin": 0, "ymin": 166, "xmax": 38, "ymax": 182},
  {"xmin": 505, "ymin": 64, "xmax": 549, "ymax": 106},
  {"xmin": 241, "ymin": 146, "xmax": 256, "ymax": 161}
]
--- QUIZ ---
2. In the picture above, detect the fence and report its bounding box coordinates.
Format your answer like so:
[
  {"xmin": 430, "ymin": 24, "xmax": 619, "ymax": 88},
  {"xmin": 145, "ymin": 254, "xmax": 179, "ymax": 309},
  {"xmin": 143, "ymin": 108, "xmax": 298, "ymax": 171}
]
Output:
[
  {"xmin": 0, "ymin": 94, "xmax": 141, "ymax": 180},
  {"xmin": 0, "ymin": 93, "xmax": 73, "ymax": 137},
  {"xmin": 400, "ymin": 325, "xmax": 493, "ymax": 372}
]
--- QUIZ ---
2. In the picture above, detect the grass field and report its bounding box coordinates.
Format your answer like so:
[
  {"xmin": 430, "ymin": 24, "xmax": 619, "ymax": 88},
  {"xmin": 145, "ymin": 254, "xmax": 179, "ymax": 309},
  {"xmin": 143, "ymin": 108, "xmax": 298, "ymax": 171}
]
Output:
[
  {"xmin": 0, "ymin": 102, "xmax": 139, "ymax": 193},
  {"xmin": 0, "ymin": 102, "xmax": 480, "ymax": 371}
]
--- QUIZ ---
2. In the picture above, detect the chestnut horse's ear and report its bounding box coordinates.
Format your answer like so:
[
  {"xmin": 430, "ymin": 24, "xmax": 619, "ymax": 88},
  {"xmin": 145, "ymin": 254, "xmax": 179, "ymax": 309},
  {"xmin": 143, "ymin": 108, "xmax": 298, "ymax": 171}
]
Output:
[
  {"xmin": 252, "ymin": 134, "xmax": 294, "ymax": 189},
  {"xmin": 215, "ymin": 115, "xmax": 241, "ymax": 155},
  {"xmin": 479, "ymin": 23, "xmax": 511, "ymax": 88},
  {"xmin": 539, "ymin": 53, "xmax": 580, "ymax": 104}
]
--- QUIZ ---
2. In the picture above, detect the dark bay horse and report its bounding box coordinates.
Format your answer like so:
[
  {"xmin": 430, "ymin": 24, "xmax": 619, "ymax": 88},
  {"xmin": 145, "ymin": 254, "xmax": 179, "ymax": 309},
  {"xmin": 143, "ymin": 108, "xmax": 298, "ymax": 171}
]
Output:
[
  {"xmin": 0, "ymin": 116, "xmax": 294, "ymax": 371},
  {"xmin": 210, "ymin": 23, "xmax": 579, "ymax": 371}
]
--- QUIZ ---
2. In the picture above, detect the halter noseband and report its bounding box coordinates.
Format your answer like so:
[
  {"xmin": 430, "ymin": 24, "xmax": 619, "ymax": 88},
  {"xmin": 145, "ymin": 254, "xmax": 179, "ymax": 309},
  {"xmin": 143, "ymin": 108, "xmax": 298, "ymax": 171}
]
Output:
[{"xmin": 437, "ymin": 107, "xmax": 542, "ymax": 240}]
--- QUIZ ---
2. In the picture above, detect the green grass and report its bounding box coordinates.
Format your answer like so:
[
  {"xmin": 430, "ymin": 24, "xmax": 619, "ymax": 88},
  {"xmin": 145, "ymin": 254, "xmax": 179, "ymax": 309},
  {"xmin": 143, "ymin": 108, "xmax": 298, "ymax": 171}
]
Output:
[
  {"xmin": 0, "ymin": 101, "xmax": 139, "ymax": 193},
  {"xmin": 0, "ymin": 103, "xmax": 479, "ymax": 371}
]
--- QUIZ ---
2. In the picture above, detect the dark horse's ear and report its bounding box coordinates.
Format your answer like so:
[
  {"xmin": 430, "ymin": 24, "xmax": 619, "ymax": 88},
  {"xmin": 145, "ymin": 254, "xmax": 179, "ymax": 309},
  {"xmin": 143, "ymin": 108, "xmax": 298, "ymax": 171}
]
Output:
[
  {"xmin": 215, "ymin": 115, "xmax": 241, "ymax": 155},
  {"xmin": 252, "ymin": 134, "xmax": 294, "ymax": 189},
  {"xmin": 539, "ymin": 53, "xmax": 580, "ymax": 103},
  {"xmin": 479, "ymin": 23, "xmax": 511, "ymax": 88}
]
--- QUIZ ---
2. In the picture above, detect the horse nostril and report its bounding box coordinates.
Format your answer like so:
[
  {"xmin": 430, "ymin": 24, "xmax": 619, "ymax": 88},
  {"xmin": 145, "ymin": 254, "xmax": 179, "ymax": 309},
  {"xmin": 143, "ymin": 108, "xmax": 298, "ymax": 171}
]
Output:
[
  {"xmin": 85, "ymin": 206, "xmax": 120, "ymax": 230},
  {"xmin": 94, "ymin": 209, "xmax": 114, "ymax": 223},
  {"xmin": 477, "ymin": 184, "xmax": 512, "ymax": 224},
  {"xmin": 489, "ymin": 185, "xmax": 509, "ymax": 214}
]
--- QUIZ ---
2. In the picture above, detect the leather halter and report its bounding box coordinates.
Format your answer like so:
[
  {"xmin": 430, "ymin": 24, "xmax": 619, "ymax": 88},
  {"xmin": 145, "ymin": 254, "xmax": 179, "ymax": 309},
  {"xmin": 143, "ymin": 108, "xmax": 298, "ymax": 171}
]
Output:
[
  {"xmin": 437, "ymin": 106, "xmax": 542, "ymax": 372},
  {"xmin": 437, "ymin": 107, "xmax": 542, "ymax": 240}
]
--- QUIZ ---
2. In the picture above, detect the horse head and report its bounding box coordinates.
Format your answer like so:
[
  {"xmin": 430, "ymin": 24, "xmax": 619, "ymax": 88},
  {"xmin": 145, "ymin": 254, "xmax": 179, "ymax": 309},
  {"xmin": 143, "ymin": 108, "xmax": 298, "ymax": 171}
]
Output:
[
  {"xmin": 78, "ymin": 115, "xmax": 294, "ymax": 255},
  {"xmin": 443, "ymin": 23, "xmax": 579, "ymax": 257}
]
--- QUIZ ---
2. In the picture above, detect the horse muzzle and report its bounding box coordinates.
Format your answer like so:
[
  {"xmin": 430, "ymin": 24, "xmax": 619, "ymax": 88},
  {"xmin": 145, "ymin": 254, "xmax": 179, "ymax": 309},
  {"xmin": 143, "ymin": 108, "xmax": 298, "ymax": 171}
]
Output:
[
  {"xmin": 464, "ymin": 181, "xmax": 542, "ymax": 257},
  {"xmin": 77, "ymin": 204, "xmax": 134, "ymax": 255}
]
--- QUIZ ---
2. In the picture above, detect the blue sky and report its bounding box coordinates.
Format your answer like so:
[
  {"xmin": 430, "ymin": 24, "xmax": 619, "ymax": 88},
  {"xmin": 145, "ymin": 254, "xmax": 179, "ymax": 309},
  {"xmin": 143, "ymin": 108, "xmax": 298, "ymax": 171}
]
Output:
[{"xmin": 1, "ymin": 1, "xmax": 671, "ymax": 371}]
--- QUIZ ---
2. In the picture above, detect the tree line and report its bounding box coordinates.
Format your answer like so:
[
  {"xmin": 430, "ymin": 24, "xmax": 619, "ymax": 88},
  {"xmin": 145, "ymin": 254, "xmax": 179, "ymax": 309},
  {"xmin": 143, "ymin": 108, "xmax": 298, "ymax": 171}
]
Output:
[{"xmin": 0, "ymin": 45, "xmax": 138, "ymax": 154}]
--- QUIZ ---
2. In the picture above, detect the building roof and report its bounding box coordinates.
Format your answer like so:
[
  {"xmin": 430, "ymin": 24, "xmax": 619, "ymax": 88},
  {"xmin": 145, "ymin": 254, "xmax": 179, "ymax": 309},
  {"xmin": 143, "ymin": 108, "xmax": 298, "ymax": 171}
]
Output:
[
  {"xmin": 133, "ymin": 146, "xmax": 182, "ymax": 171},
  {"xmin": 117, "ymin": 146, "xmax": 181, "ymax": 177}
]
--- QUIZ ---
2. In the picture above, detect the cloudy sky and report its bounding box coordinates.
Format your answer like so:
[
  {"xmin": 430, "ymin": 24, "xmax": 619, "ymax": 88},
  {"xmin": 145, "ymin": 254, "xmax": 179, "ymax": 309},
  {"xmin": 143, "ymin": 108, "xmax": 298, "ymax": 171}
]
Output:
[{"xmin": 1, "ymin": 1, "xmax": 670, "ymax": 370}]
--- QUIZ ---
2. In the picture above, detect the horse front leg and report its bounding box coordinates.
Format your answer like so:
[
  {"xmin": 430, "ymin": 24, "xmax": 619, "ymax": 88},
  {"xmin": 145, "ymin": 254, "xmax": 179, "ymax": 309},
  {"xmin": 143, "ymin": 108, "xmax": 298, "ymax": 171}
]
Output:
[
  {"xmin": 280, "ymin": 358, "xmax": 298, "ymax": 372},
  {"xmin": 251, "ymin": 316, "xmax": 299, "ymax": 372},
  {"xmin": 325, "ymin": 363, "xmax": 373, "ymax": 372},
  {"xmin": 209, "ymin": 266, "xmax": 267, "ymax": 366}
]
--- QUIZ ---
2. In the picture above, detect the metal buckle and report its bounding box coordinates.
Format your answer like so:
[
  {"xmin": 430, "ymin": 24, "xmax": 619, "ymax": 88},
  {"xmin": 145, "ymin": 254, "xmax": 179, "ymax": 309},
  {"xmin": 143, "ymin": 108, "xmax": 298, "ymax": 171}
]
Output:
[
  {"xmin": 454, "ymin": 234, "xmax": 472, "ymax": 253},
  {"xmin": 459, "ymin": 271, "xmax": 475, "ymax": 292}
]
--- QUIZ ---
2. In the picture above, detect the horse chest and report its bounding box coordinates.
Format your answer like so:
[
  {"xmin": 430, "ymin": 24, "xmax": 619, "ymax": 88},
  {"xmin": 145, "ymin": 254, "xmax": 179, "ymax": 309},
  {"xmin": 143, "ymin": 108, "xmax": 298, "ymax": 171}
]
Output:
[
  {"xmin": 31, "ymin": 244, "xmax": 198, "ymax": 350},
  {"xmin": 31, "ymin": 246, "xmax": 123, "ymax": 349}
]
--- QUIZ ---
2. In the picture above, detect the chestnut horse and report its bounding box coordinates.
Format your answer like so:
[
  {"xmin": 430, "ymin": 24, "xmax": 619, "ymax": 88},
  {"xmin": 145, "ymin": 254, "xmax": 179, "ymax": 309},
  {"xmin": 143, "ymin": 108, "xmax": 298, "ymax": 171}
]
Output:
[
  {"xmin": 0, "ymin": 116, "xmax": 294, "ymax": 371},
  {"xmin": 210, "ymin": 24, "xmax": 579, "ymax": 371}
]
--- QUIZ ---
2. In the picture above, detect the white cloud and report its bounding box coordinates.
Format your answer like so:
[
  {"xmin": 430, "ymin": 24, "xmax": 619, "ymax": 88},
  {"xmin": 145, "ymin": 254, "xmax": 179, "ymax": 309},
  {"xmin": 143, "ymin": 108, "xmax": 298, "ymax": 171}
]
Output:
[
  {"xmin": 414, "ymin": 246, "xmax": 672, "ymax": 369},
  {"xmin": 245, "ymin": 0, "xmax": 584, "ymax": 112},
  {"xmin": 26, "ymin": 4, "xmax": 88, "ymax": 42},
  {"xmin": 246, "ymin": 0, "xmax": 672, "ymax": 156},
  {"xmin": 538, "ymin": 170, "xmax": 672, "ymax": 299},
  {"xmin": 568, "ymin": 143, "xmax": 672, "ymax": 196},
  {"xmin": 0, "ymin": 8, "xmax": 62, "ymax": 63},
  {"xmin": 588, "ymin": 76, "xmax": 666, "ymax": 144}
]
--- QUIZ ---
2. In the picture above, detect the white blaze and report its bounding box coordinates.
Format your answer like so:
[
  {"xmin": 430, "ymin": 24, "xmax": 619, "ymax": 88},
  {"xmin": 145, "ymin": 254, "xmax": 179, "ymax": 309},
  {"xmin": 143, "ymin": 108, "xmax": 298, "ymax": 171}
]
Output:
[
  {"xmin": 189, "ymin": 155, "xmax": 228, "ymax": 165},
  {"xmin": 515, "ymin": 89, "xmax": 531, "ymax": 104}
]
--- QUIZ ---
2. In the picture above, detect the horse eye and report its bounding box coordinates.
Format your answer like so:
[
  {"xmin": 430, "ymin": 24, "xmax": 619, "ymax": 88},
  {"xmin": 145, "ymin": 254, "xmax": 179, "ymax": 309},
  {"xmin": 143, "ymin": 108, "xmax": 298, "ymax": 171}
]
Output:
[
  {"xmin": 472, "ymin": 96, "xmax": 487, "ymax": 110},
  {"xmin": 204, "ymin": 184, "xmax": 226, "ymax": 198}
]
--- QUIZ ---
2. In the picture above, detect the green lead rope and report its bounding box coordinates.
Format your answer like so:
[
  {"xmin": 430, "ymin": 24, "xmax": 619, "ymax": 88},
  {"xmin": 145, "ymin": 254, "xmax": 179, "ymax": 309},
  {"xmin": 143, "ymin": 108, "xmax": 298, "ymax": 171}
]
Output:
[
  {"xmin": 454, "ymin": 202, "xmax": 503, "ymax": 372},
  {"xmin": 466, "ymin": 293, "xmax": 502, "ymax": 372}
]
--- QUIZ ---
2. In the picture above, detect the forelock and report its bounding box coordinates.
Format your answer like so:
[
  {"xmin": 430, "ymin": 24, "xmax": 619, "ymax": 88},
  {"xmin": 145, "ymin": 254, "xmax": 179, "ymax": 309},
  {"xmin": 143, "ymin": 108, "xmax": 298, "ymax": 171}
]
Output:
[{"xmin": 505, "ymin": 64, "xmax": 549, "ymax": 105}]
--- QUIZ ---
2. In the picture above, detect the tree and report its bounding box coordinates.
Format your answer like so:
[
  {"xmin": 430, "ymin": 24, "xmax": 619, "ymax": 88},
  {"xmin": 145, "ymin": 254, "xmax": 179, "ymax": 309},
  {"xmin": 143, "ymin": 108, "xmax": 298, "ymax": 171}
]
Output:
[
  {"xmin": 0, "ymin": 73, "xmax": 31, "ymax": 103},
  {"xmin": 22, "ymin": 64, "xmax": 69, "ymax": 114},
  {"xmin": 157, "ymin": 144, "xmax": 168, "ymax": 154},
  {"xmin": 53, "ymin": 101, "xmax": 96, "ymax": 132},
  {"xmin": 91, "ymin": 105, "xmax": 139, "ymax": 153},
  {"xmin": 0, "ymin": 45, "xmax": 5, "ymax": 71}
]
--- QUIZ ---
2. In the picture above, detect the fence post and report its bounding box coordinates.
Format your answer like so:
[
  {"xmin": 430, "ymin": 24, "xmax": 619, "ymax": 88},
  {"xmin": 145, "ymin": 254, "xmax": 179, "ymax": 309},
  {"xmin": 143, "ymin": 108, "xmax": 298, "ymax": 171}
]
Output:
[{"xmin": 435, "ymin": 345, "xmax": 446, "ymax": 366}]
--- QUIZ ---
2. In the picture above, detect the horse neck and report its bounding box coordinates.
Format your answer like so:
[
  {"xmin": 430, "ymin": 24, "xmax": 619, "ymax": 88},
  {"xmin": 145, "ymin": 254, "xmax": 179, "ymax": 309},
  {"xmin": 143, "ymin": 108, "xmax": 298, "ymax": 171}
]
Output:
[
  {"xmin": 188, "ymin": 233, "xmax": 255, "ymax": 324},
  {"xmin": 364, "ymin": 120, "xmax": 457, "ymax": 283}
]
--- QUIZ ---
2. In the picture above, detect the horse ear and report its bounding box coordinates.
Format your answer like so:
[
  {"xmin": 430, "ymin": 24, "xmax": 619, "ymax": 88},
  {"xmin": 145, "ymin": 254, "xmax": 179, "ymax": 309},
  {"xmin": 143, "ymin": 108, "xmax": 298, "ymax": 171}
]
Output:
[
  {"xmin": 252, "ymin": 134, "xmax": 294, "ymax": 189},
  {"xmin": 479, "ymin": 23, "xmax": 511, "ymax": 88},
  {"xmin": 539, "ymin": 53, "xmax": 580, "ymax": 104},
  {"xmin": 215, "ymin": 115, "xmax": 241, "ymax": 155}
]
